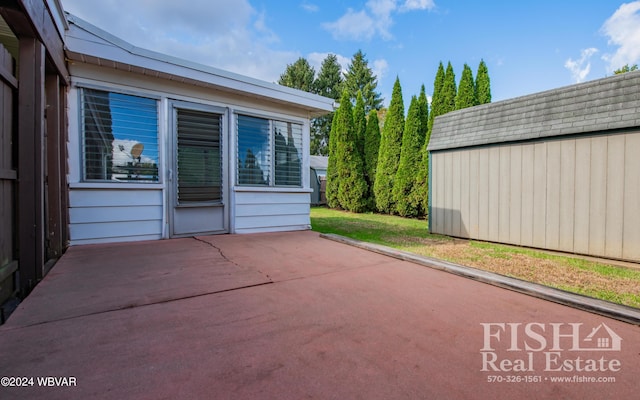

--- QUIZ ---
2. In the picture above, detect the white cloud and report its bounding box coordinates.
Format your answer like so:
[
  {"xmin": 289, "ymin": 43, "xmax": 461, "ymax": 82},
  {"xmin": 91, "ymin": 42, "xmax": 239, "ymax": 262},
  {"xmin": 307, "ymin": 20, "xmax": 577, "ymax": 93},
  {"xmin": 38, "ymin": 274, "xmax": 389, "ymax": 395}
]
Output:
[
  {"xmin": 601, "ymin": 1, "xmax": 640, "ymax": 73},
  {"xmin": 565, "ymin": 48, "xmax": 598, "ymax": 83},
  {"xmin": 322, "ymin": 9, "xmax": 376, "ymax": 41},
  {"xmin": 372, "ymin": 59, "xmax": 390, "ymax": 81},
  {"xmin": 308, "ymin": 52, "xmax": 351, "ymax": 76},
  {"xmin": 323, "ymin": 0, "xmax": 435, "ymax": 41},
  {"xmin": 61, "ymin": 0, "xmax": 297, "ymax": 83},
  {"xmin": 400, "ymin": 0, "xmax": 436, "ymax": 12},
  {"xmin": 300, "ymin": 2, "xmax": 319, "ymax": 12}
]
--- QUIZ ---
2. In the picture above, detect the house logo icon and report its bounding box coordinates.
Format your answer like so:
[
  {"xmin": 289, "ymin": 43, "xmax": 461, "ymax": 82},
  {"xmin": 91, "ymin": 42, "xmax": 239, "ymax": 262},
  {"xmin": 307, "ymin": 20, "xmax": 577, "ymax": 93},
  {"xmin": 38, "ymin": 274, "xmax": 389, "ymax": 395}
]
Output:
[{"xmin": 580, "ymin": 323, "xmax": 622, "ymax": 351}]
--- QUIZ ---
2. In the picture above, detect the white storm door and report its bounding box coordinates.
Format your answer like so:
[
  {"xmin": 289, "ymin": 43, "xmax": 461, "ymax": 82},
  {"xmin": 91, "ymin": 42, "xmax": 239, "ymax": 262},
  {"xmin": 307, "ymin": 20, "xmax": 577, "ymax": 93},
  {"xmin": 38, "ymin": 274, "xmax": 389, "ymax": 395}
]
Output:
[{"xmin": 170, "ymin": 103, "xmax": 227, "ymax": 236}]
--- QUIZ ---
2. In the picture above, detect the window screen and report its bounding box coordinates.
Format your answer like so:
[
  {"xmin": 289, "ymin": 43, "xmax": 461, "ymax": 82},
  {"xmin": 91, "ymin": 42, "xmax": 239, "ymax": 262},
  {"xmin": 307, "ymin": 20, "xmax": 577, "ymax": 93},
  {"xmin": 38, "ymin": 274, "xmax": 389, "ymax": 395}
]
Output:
[
  {"xmin": 237, "ymin": 114, "xmax": 302, "ymax": 187},
  {"xmin": 176, "ymin": 109, "xmax": 222, "ymax": 203},
  {"xmin": 82, "ymin": 88, "xmax": 159, "ymax": 182}
]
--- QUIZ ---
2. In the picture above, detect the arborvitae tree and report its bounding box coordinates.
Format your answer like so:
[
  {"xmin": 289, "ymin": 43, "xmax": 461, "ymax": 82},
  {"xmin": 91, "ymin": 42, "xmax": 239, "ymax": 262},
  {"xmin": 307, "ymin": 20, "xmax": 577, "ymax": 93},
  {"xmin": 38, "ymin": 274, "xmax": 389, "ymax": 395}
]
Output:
[
  {"xmin": 475, "ymin": 59, "xmax": 492, "ymax": 105},
  {"xmin": 441, "ymin": 62, "xmax": 457, "ymax": 114},
  {"xmin": 344, "ymin": 50, "xmax": 383, "ymax": 113},
  {"xmin": 364, "ymin": 110, "xmax": 380, "ymax": 209},
  {"xmin": 278, "ymin": 57, "xmax": 315, "ymax": 92},
  {"xmin": 428, "ymin": 62, "xmax": 445, "ymax": 134},
  {"xmin": 326, "ymin": 108, "xmax": 340, "ymax": 209},
  {"xmin": 311, "ymin": 54, "xmax": 344, "ymax": 155},
  {"xmin": 411, "ymin": 86, "xmax": 430, "ymax": 217},
  {"xmin": 456, "ymin": 63, "xmax": 476, "ymax": 110},
  {"xmin": 417, "ymin": 85, "xmax": 429, "ymax": 134},
  {"xmin": 334, "ymin": 90, "xmax": 368, "ymax": 212},
  {"xmin": 374, "ymin": 77, "xmax": 405, "ymax": 214},
  {"xmin": 393, "ymin": 95, "xmax": 426, "ymax": 217},
  {"xmin": 353, "ymin": 91, "xmax": 366, "ymax": 160}
]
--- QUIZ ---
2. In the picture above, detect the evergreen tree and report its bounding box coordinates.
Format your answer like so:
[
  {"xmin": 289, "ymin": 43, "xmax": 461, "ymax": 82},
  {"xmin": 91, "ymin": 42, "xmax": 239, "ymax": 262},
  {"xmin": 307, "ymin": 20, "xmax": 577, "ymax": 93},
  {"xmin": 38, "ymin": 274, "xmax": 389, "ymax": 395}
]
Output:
[
  {"xmin": 344, "ymin": 50, "xmax": 383, "ymax": 113},
  {"xmin": 278, "ymin": 57, "xmax": 315, "ymax": 92},
  {"xmin": 442, "ymin": 62, "xmax": 457, "ymax": 114},
  {"xmin": 325, "ymin": 108, "xmax": 340, "ymax": 209},
  {"xmin": 364, "ymin": 109, "xmax": 381, "ymax": 209},
  {"xmin": 614, "ymin": 64, "xmax": 639, "ymax": 74},
  {"xmin": 427, "ymin": 62, "xmax": 445, "ymax": 134},
  {"xmin": 311, "ymin": 54, "xmax": 344, "ymax": 155},
  {"xmin": 374, "ymin": 77, "xmax": 404, "ymax": 214},
  {"xmin": 455, "ymin": 63, "xmax": 476, "ymax": 110},
  {"xmin": 334, "ymin": 90, "xmax": 368, "ymax": 212},
  {"xmin": 475, "ymin": 59, "xmax": 492, "ymax": 105},
  {"xmin": 411, "ymin": 86, "xmax": 430, "ymax": 217},
  {"xmin": 353, "ymin": 91, "xmax": 367, "ymax": 160},
  {"xmin": 393, "ymin": 95, "xmax": 426, "ymax": 217}
]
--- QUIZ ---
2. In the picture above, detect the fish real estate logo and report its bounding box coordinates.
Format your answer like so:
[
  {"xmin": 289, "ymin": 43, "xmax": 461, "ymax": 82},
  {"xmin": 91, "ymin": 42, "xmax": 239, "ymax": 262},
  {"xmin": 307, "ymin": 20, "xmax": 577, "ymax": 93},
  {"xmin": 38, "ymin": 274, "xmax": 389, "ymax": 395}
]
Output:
[{"xmin": 480, "ymin": 322, "xmax": 623, "ymax": 374}]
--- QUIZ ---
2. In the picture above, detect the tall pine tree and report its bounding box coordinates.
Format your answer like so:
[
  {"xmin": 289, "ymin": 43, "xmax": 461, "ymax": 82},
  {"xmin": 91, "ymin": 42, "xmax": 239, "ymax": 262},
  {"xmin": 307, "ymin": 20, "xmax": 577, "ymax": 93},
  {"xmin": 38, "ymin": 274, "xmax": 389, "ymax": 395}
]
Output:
[
  {"xmin": 325, "ymin": 108, "xmax": 340, "ymax": 209},
  {"xmin": 455, "ymin": 63, "xmax": 476, "ymax": 109},
  {"xmin": 278, "ymin": 57, "xmax": 315, "ymax": 92},
  {"xmin": 364, "ymin": 110, "xmax": 381, "ymax": 209},
  {"xmin": 442, "ymin": 62, "xmax": 457, "ymax": 114},
  {"xmin": 411, "ymin": 85, "xmax": 430, "ymax": 218},
  {"xmin": 334, "ymin": 90, "xmax": 368, "ymax": 212},
  {"xmin": 475, "ymin": 59, "xmax": 492, "ymax": 105},
  {"xmin": 311, "ymin": 54, "xmax": 344, "ymax": 155},
  {"xmin": 427, "ymin": 62, "xmax": 445, "ymax": 134},
  {"xmin": 393, "ymin": 95, "xmax": 426, "ymax": 217},
  {"xmin": 344, "ymin": 50, "xmax": 383, "ymax": 113},
  {"xmin": 374, "ymin": 77, "xmax": 404, "ymax": 214},
  {"xmin": 353, "ymin": 91, "xmax": 367, "ymax": 160}
]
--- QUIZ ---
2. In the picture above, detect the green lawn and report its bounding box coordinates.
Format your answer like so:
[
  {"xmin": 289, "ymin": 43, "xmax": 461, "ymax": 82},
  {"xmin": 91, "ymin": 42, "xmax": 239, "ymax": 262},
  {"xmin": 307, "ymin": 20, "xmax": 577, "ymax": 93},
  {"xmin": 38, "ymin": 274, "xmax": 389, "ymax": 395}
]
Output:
[{"xmin": 310, "ymin": 207, "xmax": 640, "ymax": 308}]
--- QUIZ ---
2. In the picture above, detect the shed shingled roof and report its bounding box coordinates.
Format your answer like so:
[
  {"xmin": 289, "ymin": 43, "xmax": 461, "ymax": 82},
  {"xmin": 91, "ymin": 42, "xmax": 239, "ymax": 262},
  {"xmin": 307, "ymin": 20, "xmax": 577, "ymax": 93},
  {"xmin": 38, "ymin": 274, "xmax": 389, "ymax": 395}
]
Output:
[{"xmin": 427, "ymin": 70, "xmax": 640, "ymax": 152}]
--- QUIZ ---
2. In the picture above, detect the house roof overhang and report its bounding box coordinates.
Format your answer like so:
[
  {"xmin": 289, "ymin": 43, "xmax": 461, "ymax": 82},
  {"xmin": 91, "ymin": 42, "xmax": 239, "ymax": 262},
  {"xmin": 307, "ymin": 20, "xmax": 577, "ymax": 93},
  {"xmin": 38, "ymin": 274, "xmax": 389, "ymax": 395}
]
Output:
[{"xmin": 63, "ymin": 13, "xmax": 335, "ymax": 118}]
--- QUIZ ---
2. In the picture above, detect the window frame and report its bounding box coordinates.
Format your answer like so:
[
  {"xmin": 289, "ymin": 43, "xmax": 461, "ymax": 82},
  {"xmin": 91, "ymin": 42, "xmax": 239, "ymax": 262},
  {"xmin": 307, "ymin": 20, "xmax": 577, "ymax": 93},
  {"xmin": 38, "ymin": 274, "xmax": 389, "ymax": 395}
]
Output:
[
  {"xmin": 79, "ymin": 86, "xmax": 161, "ymax": 184},
  {"xmin": 235, "ymin": 113, "xmax": 304, "ymax": 188}
]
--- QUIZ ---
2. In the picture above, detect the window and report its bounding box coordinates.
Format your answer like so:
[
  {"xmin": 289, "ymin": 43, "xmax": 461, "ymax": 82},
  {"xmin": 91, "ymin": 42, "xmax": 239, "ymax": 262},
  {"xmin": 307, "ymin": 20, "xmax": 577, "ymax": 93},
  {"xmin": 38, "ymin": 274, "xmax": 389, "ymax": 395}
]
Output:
[
  {"xmin": 237, "ymin": 115, "xmax": 302, "ymax": 187},
  {"xmin": 82, "ymin": 88, "xmax": 159, "ymax": 182}
]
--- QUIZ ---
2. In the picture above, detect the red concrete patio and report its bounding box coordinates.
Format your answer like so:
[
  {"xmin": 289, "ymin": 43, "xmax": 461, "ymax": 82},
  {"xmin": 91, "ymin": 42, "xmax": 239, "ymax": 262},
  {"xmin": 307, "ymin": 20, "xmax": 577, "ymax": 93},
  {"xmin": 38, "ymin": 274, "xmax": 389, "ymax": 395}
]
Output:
[{"xmin": 1, "ymin": 231, "xmax": 638, "ymax": 399}]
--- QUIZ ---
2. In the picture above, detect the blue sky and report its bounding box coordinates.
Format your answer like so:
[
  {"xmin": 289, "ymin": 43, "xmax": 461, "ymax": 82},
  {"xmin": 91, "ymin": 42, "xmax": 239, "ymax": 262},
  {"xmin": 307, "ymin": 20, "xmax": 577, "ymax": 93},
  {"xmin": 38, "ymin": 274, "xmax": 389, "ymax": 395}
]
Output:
[{"xmin": 61, "ymin": 0, "xmax": 640, "ymax": 106}]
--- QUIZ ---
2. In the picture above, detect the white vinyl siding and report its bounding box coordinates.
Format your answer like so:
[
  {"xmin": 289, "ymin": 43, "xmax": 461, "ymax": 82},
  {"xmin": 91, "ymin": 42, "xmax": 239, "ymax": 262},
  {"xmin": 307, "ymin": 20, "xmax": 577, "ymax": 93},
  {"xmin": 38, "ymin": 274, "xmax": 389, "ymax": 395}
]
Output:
[
  {"xmin": 69, "ymin": 188, "xmax": 163, "ymax": 245},
  {"xmin": 233, "ymin": 190, "xmax": 310, "ymax": 234}
]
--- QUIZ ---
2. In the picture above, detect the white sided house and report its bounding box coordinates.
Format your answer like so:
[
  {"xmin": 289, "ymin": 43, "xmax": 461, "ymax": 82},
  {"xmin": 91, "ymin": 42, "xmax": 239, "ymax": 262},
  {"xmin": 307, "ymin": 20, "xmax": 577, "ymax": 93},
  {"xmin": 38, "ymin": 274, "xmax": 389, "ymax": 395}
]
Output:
[{"xmin": 65, "ymin": 15, "xmax": 334, "ymax": 245}]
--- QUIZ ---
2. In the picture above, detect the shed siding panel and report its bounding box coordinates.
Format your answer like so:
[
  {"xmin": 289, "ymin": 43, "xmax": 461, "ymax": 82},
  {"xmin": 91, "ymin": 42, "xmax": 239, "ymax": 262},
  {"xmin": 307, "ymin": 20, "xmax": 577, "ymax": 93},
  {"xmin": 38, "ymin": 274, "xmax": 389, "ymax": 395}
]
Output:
[
  {"xmin": 468, "ymin": 149, "xmax": 480, "ymax": 238},
  {"xmin": 573, "ymin": 139, "xmax": 591, "ymax": 255},
  {"xmin": 559, "ymin": 140, "xmax": 576, "ymax": 252},
  {"xmin": 509, "ymin": 145, "xmax": 522, "ymax": 245},
  {"xmin": 623, "ymin": 133, "xmax": 640, "ymax": 261},
  {"xmin": 434, "ymin": 154, "xmax": 445, "ymax": 234},
  {"xmin": 477, "ymin": 150, "xmax": 490, "ymax": 240},
  {"xmin": 488, "ymin": 147, "xmax": 500, "ymax": 240},
  {"xmin": 451, "ymin": 152, "xmax": 462, "ymax": 237},
  {"xmin": 444, "ymin": 152, "xmax": 453, "ymax": 235},
  {"xmin": 532, "ymin": 143, "xmax": 547, "ymax": 249},
  {"xmin": 234, "ymin": 191, "xmax": 310, "ymax": 233},
  {"xmin": 545, "ymin": 141, "xmax": 561, "ymax": 250},
  {"xmin": 605, "ymin": 135, "xmax": 625, "ymax": 259},
  {"xmin": 520, "ymin": 144, "xmax": 535, "ymax": 246},
  {"xmin": 459, "ymin": 151, "xmax": 470, "ymax": 237},
  {"xmin": 498, "ymin": 146, "xmax": 510, "ymax": 244},
  {"xmin": 588, "ymin": 136, "xmax": 607, "ymax": 257},
  {"xmin": 69, "ymin": 188, "xmax": 163, "ymax": 244}
]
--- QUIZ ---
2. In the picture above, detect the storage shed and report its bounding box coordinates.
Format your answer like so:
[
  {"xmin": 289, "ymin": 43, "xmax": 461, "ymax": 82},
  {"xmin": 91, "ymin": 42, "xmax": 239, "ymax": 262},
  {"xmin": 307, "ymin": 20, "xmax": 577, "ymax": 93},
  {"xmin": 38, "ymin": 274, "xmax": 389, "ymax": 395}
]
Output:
[
  {"xmin": 427, "ymin": 70, "xmax": 640, "ymax": 263},
  {"xmin": 310, "ymin": 155, "xmax": 328, "ymax": 205},
  {"xmin": 64, "ymin": 15, "xmax": 334, "ymax": 245}
]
